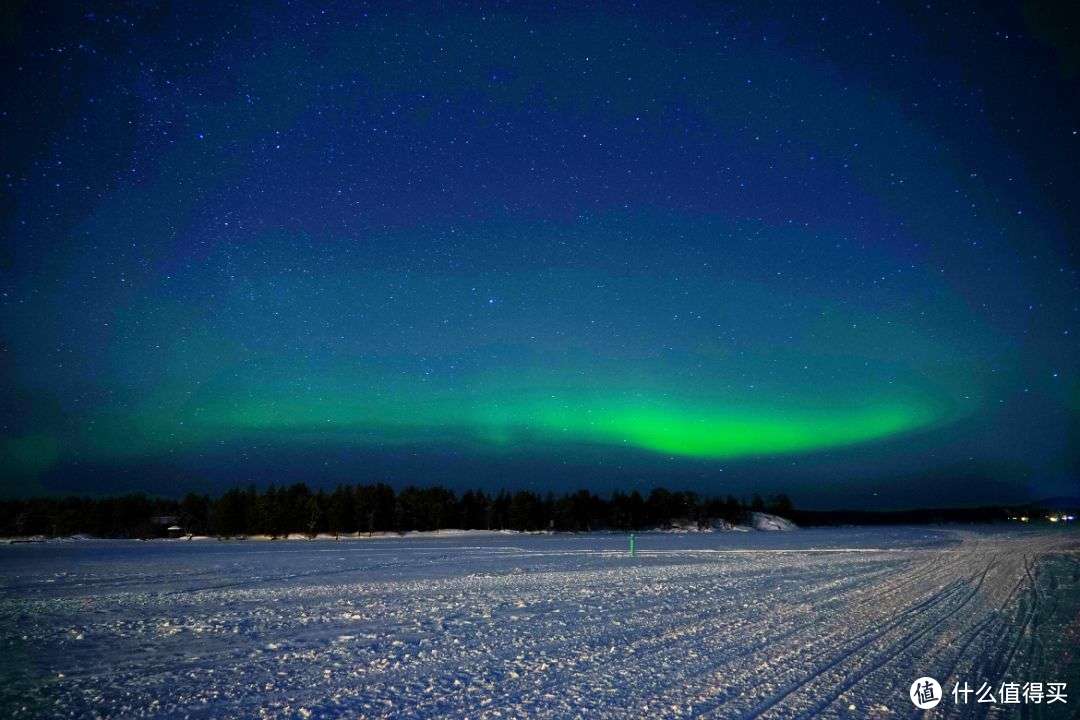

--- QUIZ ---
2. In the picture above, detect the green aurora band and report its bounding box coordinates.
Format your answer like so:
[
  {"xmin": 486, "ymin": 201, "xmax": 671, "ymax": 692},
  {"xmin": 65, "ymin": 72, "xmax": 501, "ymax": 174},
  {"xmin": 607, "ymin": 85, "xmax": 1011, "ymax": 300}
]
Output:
[
  {"xmin": 4, "ymin": 361, "xmax": 958, "ymax": 481},
  {"xmin": 200, "ymin": 392, "xmax": 944, "ymax": 459},
  {"xmin": 0, "ymin": 385, "xmax": 955, "ymax": 498}
]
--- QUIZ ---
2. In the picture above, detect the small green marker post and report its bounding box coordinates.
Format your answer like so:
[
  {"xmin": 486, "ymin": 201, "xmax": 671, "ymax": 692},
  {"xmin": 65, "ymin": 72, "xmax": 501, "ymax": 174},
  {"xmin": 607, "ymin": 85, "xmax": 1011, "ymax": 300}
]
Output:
[{"xmin": 629, "ymin": 533, "xmax": 636, "ymax": 558}]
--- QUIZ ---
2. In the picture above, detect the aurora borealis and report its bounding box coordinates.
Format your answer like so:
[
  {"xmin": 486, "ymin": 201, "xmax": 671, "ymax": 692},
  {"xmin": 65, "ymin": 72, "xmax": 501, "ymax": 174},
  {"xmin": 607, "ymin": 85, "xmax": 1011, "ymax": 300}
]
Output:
[{"xmin": 2, "ymin": 1, "xmax": 1077, "ymax": 506}]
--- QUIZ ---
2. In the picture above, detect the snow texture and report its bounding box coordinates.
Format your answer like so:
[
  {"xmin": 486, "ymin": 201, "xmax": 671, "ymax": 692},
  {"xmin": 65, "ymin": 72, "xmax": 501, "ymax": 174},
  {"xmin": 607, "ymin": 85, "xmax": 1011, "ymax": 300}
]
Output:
[{"xmin": 1, "ymin": 527, "xmax": 1077, "ymax": 718}]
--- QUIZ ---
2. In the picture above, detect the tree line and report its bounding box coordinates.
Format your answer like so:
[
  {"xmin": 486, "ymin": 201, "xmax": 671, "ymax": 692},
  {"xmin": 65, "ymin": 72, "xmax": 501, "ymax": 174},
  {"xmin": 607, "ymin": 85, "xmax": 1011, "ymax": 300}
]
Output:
[{"xmin": 0, "ymin": 484, "xmax": 794, "ymax": 538}]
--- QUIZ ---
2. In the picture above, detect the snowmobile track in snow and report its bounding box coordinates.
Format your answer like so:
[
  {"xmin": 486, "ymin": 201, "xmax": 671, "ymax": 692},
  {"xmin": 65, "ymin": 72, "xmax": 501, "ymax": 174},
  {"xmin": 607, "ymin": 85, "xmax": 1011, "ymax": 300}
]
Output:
[{"xmin": 1, "ymin": 528, "xmax": 1077, "ymax": 719}]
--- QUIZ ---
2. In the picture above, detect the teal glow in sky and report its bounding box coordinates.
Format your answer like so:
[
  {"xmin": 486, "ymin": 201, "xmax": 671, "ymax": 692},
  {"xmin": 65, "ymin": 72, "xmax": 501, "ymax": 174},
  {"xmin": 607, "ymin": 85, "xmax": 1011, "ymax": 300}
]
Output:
[{"xmin": 1, "ymin": 1, "xmax": 1077, "ymax": 506}]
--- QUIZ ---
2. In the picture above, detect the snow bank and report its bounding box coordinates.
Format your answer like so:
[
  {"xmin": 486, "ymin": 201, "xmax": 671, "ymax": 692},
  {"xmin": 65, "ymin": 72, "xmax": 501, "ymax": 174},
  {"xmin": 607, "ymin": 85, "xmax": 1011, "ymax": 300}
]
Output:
[{"xmin": 750, "ymin": 512, "xmax": 798, "ymax": 531}]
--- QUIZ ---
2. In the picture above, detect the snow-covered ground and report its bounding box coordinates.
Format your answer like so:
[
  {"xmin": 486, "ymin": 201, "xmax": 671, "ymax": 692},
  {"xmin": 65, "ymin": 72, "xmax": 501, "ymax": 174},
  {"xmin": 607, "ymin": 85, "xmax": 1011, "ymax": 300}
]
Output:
[{"xmin": 1, "ymin": 527, "xmax": 1076, "ymax": 718}]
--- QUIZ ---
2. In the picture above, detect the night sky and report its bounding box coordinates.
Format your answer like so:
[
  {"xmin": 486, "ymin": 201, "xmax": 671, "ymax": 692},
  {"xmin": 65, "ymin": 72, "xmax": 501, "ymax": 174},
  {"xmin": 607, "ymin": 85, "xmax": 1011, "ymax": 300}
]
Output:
[{"xmin": 2, "ymin": 1, "xmax": 1078, "ymax": 507}]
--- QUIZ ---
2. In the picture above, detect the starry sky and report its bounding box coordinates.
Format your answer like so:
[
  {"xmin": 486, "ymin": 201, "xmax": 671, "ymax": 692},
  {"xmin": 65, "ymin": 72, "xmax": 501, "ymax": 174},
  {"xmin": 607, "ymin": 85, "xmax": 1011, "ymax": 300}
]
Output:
[{"xmin": 2, "ymin": 1, "xmax": 1078, "ymax": 507}]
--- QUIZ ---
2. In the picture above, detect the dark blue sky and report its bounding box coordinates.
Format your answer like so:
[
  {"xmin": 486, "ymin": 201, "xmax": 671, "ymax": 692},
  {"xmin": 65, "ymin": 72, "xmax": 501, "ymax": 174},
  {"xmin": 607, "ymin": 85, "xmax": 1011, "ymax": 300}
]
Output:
[{"xmin": 2, "ymin": 1, "xmax": 1077, "ymax": 507}]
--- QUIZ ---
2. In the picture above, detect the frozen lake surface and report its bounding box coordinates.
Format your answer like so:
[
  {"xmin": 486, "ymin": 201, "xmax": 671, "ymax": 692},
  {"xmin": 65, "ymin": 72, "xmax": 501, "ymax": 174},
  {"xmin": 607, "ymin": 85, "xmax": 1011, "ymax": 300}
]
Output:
[{"xmin": 1, "ymin": 527, "xmax": 1077, "ymax": 718}]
